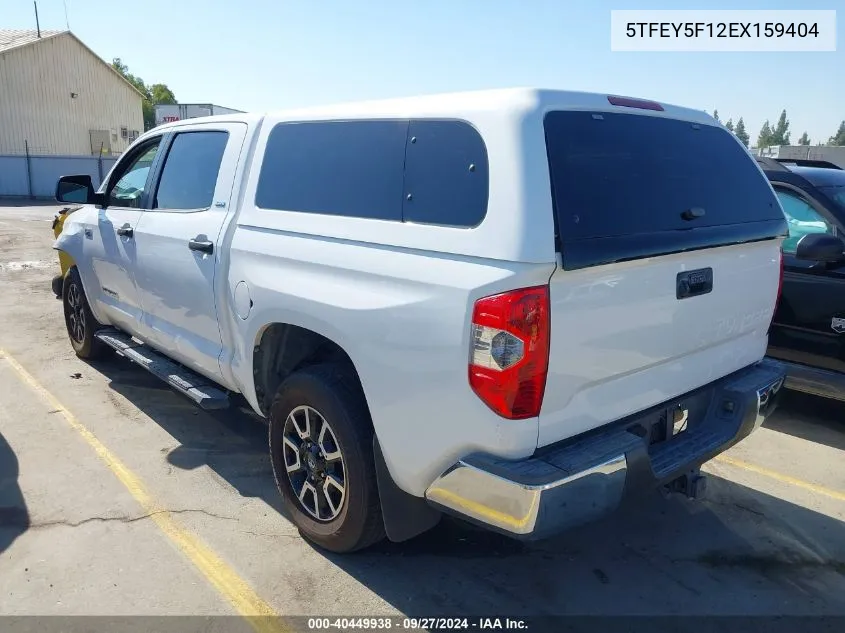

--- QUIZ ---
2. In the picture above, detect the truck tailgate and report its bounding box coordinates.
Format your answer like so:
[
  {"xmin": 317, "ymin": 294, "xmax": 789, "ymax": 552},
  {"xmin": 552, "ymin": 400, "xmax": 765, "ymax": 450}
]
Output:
[
  {"xmin": 539, "ymin": 241, "xmax": 780, "ymax": 446},
  {"xmin": 537, "ymin": 106, "xmax": 786, "ymax": 447}
]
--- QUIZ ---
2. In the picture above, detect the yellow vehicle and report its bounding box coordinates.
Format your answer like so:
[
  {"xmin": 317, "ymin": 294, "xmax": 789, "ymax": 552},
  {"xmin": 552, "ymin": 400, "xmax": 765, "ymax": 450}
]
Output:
[{"xmin": 51, "ymin": 206, "xmax": 79, "ymax": 297}]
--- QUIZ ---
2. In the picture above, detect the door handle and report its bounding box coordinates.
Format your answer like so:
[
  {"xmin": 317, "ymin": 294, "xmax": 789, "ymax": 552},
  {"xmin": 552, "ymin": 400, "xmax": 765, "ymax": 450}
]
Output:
[
  {"xmin": 188, "ymin": 238, "xmax": 214, "ymax": 254},
  {"xmin": 116, "ymin": 224, "xmax": 133, "ymax": 238}
]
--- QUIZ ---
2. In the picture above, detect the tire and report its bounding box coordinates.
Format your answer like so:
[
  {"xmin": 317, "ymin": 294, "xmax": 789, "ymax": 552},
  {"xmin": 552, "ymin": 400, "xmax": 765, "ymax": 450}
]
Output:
[
  {"xmin": 51, "ymin": 274, "xmax": 64, "ymax": 299},
  {"xmin": 63, "ymin": 267, "xmax": 109, "ymax": 360},
  {"xmin": 269, "ymin": 363, "xmax": 385, "ymax": 553}
]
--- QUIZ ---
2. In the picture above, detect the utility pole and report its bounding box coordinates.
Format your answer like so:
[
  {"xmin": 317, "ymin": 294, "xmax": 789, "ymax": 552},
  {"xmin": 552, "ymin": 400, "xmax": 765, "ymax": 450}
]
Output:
[{"xmin": 34, "ymin": 1, "xmax": 41, "ymax": 38}]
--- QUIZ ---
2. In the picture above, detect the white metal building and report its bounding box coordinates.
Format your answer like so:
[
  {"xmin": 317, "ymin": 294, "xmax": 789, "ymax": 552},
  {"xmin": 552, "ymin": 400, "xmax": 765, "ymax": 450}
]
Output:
[
  {"xmin": 0, "ymin": 29, "xmax": 144, "ymax": 156},
  {"xmin": 756, "ymin": 145, "xmax": 845, "ymax": 169}
]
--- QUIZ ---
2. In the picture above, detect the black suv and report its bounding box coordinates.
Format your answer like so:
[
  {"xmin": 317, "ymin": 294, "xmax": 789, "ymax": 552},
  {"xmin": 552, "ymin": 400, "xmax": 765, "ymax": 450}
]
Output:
[{"xmin": 757, "ymin": 156, "xmax": 845, "ymax": 401}]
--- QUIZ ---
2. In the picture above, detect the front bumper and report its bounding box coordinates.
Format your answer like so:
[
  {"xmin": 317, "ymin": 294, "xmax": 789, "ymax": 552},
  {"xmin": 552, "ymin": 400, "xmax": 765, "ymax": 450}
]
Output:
[{"xmin": 425, "ymin": 359, "xmax": 785, "ymax": 539}]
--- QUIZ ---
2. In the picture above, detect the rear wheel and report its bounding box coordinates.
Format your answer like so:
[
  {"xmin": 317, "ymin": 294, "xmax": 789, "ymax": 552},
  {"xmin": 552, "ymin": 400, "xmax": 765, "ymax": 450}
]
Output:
[
  {"xmin": 269, "ymin": 363, "xmax": 384, "ymax": 553},
  {"xmin": 63, "ymin": 267, "xmax": 108, "ymax": 360}
]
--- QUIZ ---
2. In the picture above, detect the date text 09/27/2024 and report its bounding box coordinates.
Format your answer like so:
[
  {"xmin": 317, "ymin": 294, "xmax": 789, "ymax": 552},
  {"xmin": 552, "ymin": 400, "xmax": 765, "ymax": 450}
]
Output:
[
  {"xmin": 307, "ymin": 617, "xmax": 529, "ymax": 631},
  {"xmin": 625, "ymin": 22, "xmax": 820, "ymax": 39}
]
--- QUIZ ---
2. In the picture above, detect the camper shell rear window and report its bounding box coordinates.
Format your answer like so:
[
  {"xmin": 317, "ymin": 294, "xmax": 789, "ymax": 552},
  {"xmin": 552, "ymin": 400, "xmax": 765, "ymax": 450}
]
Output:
[{"xmin": 544, "ymin": 110, "xmax": 787, "ymax": 270}]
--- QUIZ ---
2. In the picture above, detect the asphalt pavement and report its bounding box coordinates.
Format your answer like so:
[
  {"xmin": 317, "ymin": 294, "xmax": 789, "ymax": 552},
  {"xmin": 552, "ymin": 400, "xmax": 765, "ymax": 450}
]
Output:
[{"xmin": 1, "ymin": 204, "xmax": 844, "ymax": 631}]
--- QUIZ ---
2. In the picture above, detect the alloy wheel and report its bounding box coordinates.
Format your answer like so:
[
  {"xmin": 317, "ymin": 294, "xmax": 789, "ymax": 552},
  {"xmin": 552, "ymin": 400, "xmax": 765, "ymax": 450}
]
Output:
[
  {"xmin": 66, "ymin": 281, "xmax": 86, "ymax": 343},
  {"xmin": 282, "ymin": 405, "xmax": 347, "ymax": 521}
]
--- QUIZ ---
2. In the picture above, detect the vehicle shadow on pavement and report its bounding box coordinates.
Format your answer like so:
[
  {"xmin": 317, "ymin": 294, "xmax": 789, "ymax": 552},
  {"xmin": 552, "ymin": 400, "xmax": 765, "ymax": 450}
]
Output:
[
  {"xmin": 0, "ymin": 428, "xmax": 29, "ymax": 554},
  {"xmin": 763, "ymin": 390, "xmax": 845, "ymax": 452},
  {"xmin": 93, "ymin": 358, "xmax": 288, "ymax": 517},
  {"xmin": 323, "ymin": 477, "xmax": 845, "ymax": 617},
  {"xmin": 96, "ymin": 362, "xmax": 845, "ymax": 617}
]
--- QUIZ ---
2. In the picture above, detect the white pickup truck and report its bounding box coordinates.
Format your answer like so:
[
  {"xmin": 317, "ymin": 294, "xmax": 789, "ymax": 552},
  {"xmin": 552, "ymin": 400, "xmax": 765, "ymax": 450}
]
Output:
[{"xmin": 54, "ymin": 88, "xmax": 787, "ymax": 553}]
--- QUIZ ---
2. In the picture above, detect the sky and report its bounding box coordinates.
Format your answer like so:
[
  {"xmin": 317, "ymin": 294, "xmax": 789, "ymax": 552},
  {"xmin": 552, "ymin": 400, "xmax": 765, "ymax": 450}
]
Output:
[{"xmin": 5, "ymin": 0, "xmax": 842, "ymax": 145}]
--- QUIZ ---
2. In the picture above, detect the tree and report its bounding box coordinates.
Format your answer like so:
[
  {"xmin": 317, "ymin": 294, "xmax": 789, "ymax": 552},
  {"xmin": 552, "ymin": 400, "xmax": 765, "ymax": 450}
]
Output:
[
  {"xmin": 798, "ymin": 132, "xmax": 810, "ymax": 145},
  {"xmin": 757, "ymin": 120, "xmax": 773, "ymax": 148},
  {"xmin": 734, "ymin": 118, "xmax": 749, "ymax": 147},
  {"xmin": 111, "ymin": 58, "xmax": 148, "ymax": 97},
  {"xmin": 725, "ymin": 118, "xmax": 734, "ymax": 133},
  {"xmin": 770, "ymin": 110, "xmax": 791, "ymax": 145},
  {"xmin": 829, "ymin": 121, "xmax": 845, "ymax": 146},
  {"xmin": 712, "ymin": 109, "xmax": 720, "ymax": 123},
  {"xmin": 150, "ymin": 83, "xmax": 177, "ymax": 105},
  {"xmin": 111, "ymin": 58, "xmax": 178, "ymax": 131}
]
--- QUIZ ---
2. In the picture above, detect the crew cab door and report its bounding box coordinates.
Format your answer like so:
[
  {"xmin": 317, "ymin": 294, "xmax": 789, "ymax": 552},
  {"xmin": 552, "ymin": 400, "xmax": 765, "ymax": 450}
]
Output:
[
  {"xmin": 131, "ymin": 122, "xmax": 247, "ymax": 382},
  {"xmin": 88, "ymin": 136, "xmax": 164, "ymax": 335},
  {"xmin": 769, "ymin": 186, "xmax": 845, "ymax": 372}
]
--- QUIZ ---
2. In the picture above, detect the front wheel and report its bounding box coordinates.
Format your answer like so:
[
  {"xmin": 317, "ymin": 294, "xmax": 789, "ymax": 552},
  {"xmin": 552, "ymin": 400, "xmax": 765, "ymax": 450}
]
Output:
[
  {"xmin": 62, "ymin": 267, "xmax": 108, "ymax": 360},
  {"xmin": 269, "ymin": 363, "xmax": 385, "ymax": 553},
  {"xmin": 51, "ymin": 274, "xmax": 64, "ymax": 298}
]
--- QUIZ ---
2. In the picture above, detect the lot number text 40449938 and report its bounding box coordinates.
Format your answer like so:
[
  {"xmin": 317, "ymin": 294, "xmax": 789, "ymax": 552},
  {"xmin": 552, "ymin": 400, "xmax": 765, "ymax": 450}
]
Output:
[{"xmin": 307, "ymin": 618, "xmax": 529, "ymax": 631}]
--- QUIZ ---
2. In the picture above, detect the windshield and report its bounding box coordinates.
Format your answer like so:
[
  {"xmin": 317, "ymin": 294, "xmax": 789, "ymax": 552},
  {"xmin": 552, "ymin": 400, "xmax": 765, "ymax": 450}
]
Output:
[{"xmin": 819, "ymin": 185, "xmax": 845, "ymax": 213}]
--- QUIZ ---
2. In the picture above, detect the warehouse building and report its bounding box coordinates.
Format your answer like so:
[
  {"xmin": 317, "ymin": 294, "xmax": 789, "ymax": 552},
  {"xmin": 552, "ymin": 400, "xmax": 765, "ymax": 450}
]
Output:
[
  {"xmin": 0, "ymin": 29, "xmax": 144, "ymax": 156},
  {"xmin": 756, "ymin": 145, "xmax": 845, "ymax": 169}
]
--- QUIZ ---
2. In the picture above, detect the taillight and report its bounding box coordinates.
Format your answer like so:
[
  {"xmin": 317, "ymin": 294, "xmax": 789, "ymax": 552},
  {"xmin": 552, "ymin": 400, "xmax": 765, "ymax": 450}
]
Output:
[
  {"xmin": 770, "ymin": 250, "xmax": 784, "ymax": 331},
  {"xmin": 468, "ymin": 286, "xmax": 550, "ymax": 420}
]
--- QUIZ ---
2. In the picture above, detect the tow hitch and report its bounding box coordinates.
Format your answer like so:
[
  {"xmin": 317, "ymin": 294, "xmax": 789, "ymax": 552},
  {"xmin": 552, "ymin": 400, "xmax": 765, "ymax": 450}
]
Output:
[{"xmin": 666, "ymin": 469, "xmax": 708, "ymax": 500}]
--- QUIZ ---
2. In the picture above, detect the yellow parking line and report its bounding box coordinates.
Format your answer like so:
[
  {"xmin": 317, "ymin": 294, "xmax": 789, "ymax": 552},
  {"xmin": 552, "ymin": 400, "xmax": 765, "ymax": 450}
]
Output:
[
  {"xmin": 0, "ymin": 349, "xmax": 287, "ymax": 633},
  {"xmin": 714, "ymin": 454, "xmax": 845, "ymax": 503}
]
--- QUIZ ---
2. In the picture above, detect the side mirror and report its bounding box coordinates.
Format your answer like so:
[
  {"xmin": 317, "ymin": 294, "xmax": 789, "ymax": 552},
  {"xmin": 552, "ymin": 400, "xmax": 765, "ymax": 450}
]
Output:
[
  {"xmin": 795, "ymin": 233, "xmax": 845, "ymax": 263},
  {"xmin": 55, "ymin": 175, "xmax": 103, "ymax": 205}
]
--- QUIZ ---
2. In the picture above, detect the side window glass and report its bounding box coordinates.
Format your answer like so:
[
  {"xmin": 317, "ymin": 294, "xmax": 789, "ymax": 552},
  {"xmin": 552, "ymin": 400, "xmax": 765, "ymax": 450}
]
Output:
[
  {"xmin": 254, "ymin": 119, "xmax": 489, "ymax": 227},
  {"xmin": 402, "ymin": 119, "xmax": 489, "ymax": 227},
  {"xmin": 154, "ymin": 131, "xmax": 229, "ymax": 210},
  {"xmin": 776, "ymin": 189, "xmax": 834, "ymax": 254},
  {"xmin": 107, "ymin": 141, "xmax": 161, "ymax": 208},
  {"xmin": 255, "ymin": 120, "xmax": 407, "ymax": 220}
]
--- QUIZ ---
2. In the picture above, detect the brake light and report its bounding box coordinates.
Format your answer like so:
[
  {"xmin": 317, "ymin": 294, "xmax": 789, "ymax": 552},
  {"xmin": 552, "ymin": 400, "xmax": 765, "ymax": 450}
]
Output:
[
  {"xmin": 469, "ymin": 286, "xmax": 550, "ymax": 419},
  {"xmin": 607, "ymin": 95, "xmax": 664, "ymax": 111},
  {"xmin": 770, "ymin": 250, "xmax": 784, "ymax": 331}
]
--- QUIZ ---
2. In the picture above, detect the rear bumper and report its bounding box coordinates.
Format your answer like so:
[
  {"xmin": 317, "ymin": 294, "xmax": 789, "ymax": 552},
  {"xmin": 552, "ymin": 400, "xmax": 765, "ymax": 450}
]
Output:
[
  {"xmin": 425, "ymin": 358, "xmax": 785, "ymax": 539},
  {"xmin": 777, "ymin": 359, "xmax": 845, "ymax": 402}
]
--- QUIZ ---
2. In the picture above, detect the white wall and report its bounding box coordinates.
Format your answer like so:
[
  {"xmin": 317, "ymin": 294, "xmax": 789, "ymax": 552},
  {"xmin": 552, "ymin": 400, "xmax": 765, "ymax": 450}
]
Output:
[
  {"xmin": 758, "ymin": 145, "xmax": 845, "ymax": 168},
  {"xmin": 0, "ymin": 33, "xmax": 143, "ymax": 155}
]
